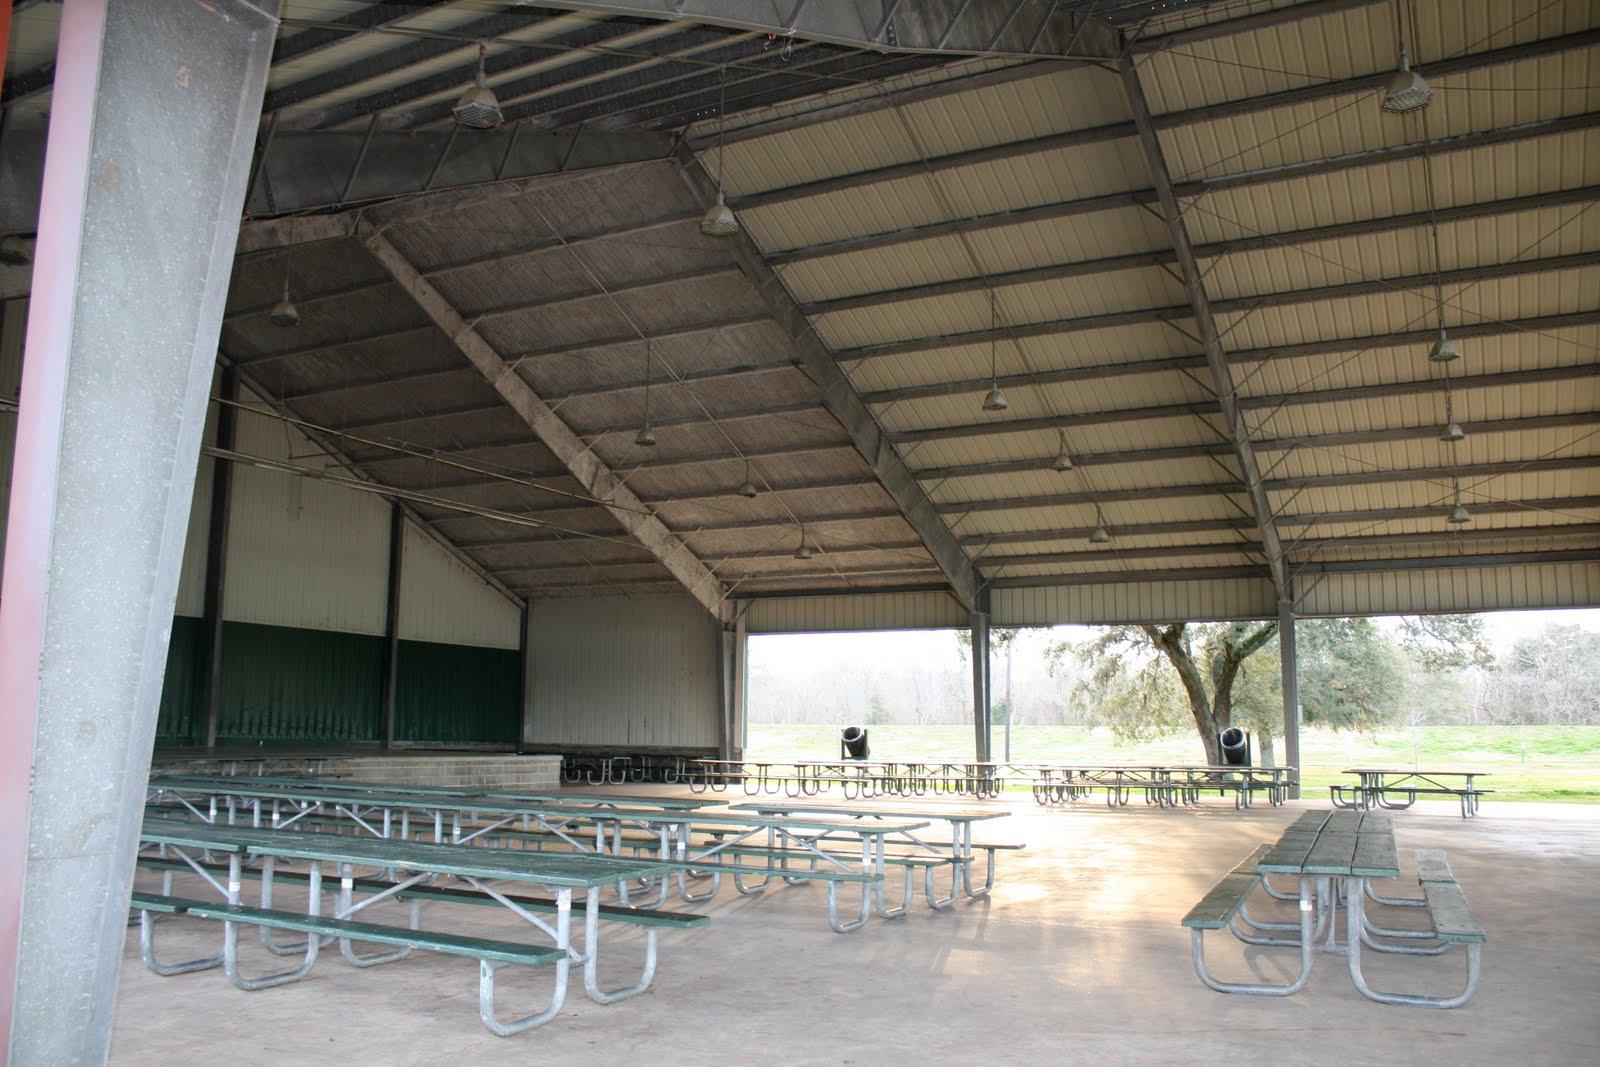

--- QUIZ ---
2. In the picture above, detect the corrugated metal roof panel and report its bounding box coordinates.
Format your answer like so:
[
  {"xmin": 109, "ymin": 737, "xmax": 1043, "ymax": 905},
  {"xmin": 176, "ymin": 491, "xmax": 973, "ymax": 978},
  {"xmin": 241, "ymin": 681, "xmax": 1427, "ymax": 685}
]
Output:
[
  {"xmin": 1296, "ymin": 561, "xmax": 1600, "ymax": 616},
  {"xmin": 992, "ymin": 577, "xmax": 1277, "ymax": 625},
  {"xmin": 741, "ymin": 590, "xmax": 967, "ymax": 633}
]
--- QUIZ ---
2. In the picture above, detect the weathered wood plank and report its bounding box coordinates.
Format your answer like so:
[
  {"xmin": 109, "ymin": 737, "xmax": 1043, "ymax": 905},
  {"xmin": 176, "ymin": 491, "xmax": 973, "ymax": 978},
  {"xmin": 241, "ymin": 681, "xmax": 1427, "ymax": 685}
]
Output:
[
  {"xmin": 1304, "ymin": 832, "xmax": 1359, "ymax": 875},
  {"xmin": 1352, "ymin": 832, "xmax": 1401, "ymax": 878},
  {"xmin": 1415, "ymin": 848, "xmax": 1455, "ymax": 883},
  {"xmin": 1182, "ymin": 872, "xmax": 1257, "ymax": 929},
  {"xmin": 1424, "ymin": 882, "xmax": 1487, "ymax": 943}
]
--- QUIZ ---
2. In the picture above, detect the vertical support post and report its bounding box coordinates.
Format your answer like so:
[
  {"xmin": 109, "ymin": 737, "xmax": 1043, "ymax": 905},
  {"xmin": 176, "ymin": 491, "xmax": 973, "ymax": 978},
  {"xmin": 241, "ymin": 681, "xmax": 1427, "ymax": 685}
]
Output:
[
  {"xmin": 732, "ymin": 613, "xmax": 748, "ymax": 759},
  {"xmin": 380, "ymin": 503, "xmax": 404, "ymax": 749},
  {"xmin": 970, "ymin": 603, "xmax": 991, "ymax": 763},
  {"xmin": 519, "ymin": 601, "xmax": 537, "ymax": 753},
  {"xmin": 718, "ymin": 626, "xmax": 735, "ymax": 761},
  {"xmin": 515, "ymin": 601, "xmax": 531, "ymax": 754},
  {"xmin": 716, "ymin": 611, "xmax": 750, "ymax": 761},
  {"xmin": 199, "ymin": 366, "xmax": 238, "ymax": 749},
  {"xmin": 0, "ymin": 1, "xmax": 281, "ymax": 1060},
  {"xmin": 1279, "ymin": 597, "xmax": 1301, "ymax": 799}
]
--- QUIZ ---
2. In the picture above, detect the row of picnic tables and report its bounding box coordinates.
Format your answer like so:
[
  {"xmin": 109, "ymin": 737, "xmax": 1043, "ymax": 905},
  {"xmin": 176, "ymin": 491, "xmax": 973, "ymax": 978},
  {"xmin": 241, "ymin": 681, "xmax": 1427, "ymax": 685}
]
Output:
[
  {"xmin": 683, "ymin": 757, "xmax": 1295, "ymax": 808},
  {"xmin": 137, "ymin": 773, "xmax": 1020, "ymax": 1036}
]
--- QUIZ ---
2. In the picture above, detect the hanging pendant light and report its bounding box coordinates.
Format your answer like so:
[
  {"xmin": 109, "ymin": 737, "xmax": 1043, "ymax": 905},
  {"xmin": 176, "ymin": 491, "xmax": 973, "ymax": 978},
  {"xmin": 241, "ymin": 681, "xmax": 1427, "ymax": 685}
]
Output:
[
  {"xmin": 1440, "ymin": 389, "xmax": 1465, "ymax": 442},
  {"xmin": 1089, "ymin": 504, "xmax": 1110, "ymax": 544},
  {"xmin": 635, "ymin": 339, "xmax": 656, "ymax": 447},
  {"xmin": 1382, "ymin": 46, "xmax": 1433, "ymax": 113},
  {"xmin": 268, "ymin": 265, "xmax": 299, "ymax": 328},
  {"xmin": 1429, "ymin": 328, "xmax": 1460, "ymax": 363},
  {"xmin": 701, "ymin": 66, "xmax": 739, "ymax": 238},
  {"xmin": 1052, "ymin": 429, "xmax": 1074, "ymax": 472},
  {"xmin": 453, "ymin": 43, "xmax": 503, "ymax": 129},
  {"xmin": 737, "ymin": 458, "xmax": 759, "ymax": 499},
  {"xmin": 1447, "ymin": 478, "xmax": 1471, "ymax": 525},
  {"xmin": 981, "ymin": 290, "xmax": 1007, "ymax": 411},
  {"xmin": 794, "ymin": 525, "xmax": 813, "ymax": 560}
]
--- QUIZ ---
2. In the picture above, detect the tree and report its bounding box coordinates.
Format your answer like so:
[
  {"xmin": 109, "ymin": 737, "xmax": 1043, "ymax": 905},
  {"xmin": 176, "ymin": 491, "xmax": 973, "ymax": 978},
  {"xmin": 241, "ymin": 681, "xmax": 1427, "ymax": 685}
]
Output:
[
  {"xmin": 1397, "ymin": 615, "xmax": 1494, "ymax": 673},
  {"xmin": 1054, "ymin": 622, "xmax": 1278, "ymax": 764}
]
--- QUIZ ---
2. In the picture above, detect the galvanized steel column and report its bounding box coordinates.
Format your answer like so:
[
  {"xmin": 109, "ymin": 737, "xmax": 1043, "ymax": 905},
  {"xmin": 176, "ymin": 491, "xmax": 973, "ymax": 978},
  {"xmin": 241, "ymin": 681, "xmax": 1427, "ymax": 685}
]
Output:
[
  {"xmin": 199, "ymin": 366, "xmax": 237, "ymax": 749},
  {"xmin": 380, "ymin": 503, "xmax": 404, "ymax": 748},
  {"xmin": 0, "ymin": 1, "xmax": 280, "ymax": 1061},
  {"xmin": 717, "ymin": 613, "xmax": 750, "ymax": 760},
  {"xmin": 970, "ymin": 609, "xmax": 992, "ymax": 762},
  {"xmin": 1279, "ymin": 598, "xmax": 1301, "ymax": 799}
]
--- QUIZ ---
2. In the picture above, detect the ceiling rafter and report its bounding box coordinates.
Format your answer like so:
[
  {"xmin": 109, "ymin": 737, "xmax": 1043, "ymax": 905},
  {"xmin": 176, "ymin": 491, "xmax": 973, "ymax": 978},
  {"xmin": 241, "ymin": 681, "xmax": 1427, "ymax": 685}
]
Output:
[{"xmin": 362, "ymin": 228, "xmax": 731, "ymax": 622}]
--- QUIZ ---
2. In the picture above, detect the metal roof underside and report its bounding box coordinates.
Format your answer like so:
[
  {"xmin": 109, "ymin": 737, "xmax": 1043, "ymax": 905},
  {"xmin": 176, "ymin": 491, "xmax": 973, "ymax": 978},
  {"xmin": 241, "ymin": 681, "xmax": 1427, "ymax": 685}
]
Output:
[{"xmin": 4, "ymin": 0, "xmax": 1597, "ymax": 620}]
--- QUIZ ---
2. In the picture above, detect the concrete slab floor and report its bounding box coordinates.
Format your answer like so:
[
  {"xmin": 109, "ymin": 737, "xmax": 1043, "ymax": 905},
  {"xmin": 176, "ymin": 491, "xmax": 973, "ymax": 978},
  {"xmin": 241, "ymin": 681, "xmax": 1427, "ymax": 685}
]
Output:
[{"xmin": 109, "ymin": 797, "xmax": 1600, "ymax": 1066}]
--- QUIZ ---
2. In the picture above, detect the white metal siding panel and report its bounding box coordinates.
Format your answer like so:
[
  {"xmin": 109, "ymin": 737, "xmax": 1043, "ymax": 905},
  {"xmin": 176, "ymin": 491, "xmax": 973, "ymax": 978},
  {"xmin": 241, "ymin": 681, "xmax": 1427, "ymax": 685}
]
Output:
[
  {"xmin": 741, "ymin": 590, "xmax": 967, "ymax": 633},
  {"xmin": 399, "ymin": 519, "xmax": 520, "ymax": 649},
  {"xmin": 1296, "ymin": 562, "xmax": 1600, "ymax": 616},
  {"xmin": 223, "ymin": 401, "xmax": 389, "ymax": 634},
  {"xmin": 527, "ymin": 593, "xmax": 719, "ymax": 748},
  {"xmin": 993, "ymin": 578, "xmax": 1277, "ymax": 625}
]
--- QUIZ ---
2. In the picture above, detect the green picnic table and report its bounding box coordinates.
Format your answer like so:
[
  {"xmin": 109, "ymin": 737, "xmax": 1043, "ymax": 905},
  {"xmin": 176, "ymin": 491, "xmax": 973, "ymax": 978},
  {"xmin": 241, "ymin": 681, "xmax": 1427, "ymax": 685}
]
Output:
[
  {"xmin": 727, "ymin": 799, "xmax": 1015, "ymax": 905},
  {"xmin": 137, "ymin": 816, "xmax": 688, "ymax": 1034},
  {"xmin": 1183, "ymin": 809, "xmax": 1483, "ymax": 1008}
]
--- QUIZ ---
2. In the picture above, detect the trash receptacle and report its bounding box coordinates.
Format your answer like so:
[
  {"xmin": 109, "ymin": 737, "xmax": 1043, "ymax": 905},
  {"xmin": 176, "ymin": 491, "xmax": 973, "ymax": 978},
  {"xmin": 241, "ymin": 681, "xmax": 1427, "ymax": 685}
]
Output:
[
  {"xmin": 1218, "ymin": 727, "xmax": 1251, "ymax": 767},
  {"xmin": 840, "ymin": 726, "xmax": 869, "ymax": 760}
]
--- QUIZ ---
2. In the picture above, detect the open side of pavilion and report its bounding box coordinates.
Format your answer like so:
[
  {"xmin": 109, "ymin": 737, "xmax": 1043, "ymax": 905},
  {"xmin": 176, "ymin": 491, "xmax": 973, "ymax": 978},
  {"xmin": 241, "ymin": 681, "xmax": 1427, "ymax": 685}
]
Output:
[{"xmin": 0, "ymin": 0, "xmax": 1596, "ymax": 1062}]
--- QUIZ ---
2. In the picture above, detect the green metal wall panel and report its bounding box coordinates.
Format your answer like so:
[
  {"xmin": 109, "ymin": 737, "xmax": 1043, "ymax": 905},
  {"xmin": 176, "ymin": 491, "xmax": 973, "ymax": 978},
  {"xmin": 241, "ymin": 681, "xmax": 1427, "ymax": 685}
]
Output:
[
  {"xmin": 217, "ymin": 621, "xmax": 384, "ymax": 743},
  {"xmin": 155, "ymin": 615, "xmax": 205, "ymax": 745},
  {"xmin": 395, "ymin": 639, "xmax": 519, "ymax": 745}
]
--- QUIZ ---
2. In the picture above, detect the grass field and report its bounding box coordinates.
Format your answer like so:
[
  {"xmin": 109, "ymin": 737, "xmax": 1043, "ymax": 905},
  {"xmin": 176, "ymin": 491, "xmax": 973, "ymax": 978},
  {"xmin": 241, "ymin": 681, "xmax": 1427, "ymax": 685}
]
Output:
[{"xmin": 746, "ymin": 723, "xmax": 1600, "ymax": 802}]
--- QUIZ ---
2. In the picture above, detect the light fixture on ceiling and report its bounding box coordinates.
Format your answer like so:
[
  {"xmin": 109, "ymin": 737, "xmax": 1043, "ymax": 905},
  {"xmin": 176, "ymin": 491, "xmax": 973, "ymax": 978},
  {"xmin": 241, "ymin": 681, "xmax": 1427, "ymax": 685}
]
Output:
[
  {"xmin": 268, "ymin": 265, "xmax": 299, "ymax": 328},
  {"xmin": 1447, "ymin": 478, "xmax": 1471, "ymax": 525},
  {"xmin": 737, "ymin": 458, "xmax": 759, "ymax": 499},
  {"xmin": 701, "ymin": 65, "xmax": 739, "ymax": 238},
  {"xmin": 1089, "ymin": 504, "xmax": 1111, "ymax": 544},
  {"xmin": 453, "ymin": 43, "xmax": 504, "ymax": 129},
  {"xmin": 1382, "ymin": 45, "xmax": 1433, "ymax": 114},
  {"xmin": 1429, "ymin": 328, "xmax": 1460, "ymax": 363},
  {"xmin": 981, "ymin": 291, "xmax": 1008, "ymax": 412},
  {"xmin": 635, "ymin": 339, "xmax": 657, "ymax": 447},
  {"xmin": 1440, "ymin": 388, "xmax": 1465, "ymax": 442},
  {"xmin": 1052, "ymin": 429, "xmax": 1074, "ymax": 472},
  {"xmin": 794, "ymin": 525, "xmax": 813, "ymax": 560}
]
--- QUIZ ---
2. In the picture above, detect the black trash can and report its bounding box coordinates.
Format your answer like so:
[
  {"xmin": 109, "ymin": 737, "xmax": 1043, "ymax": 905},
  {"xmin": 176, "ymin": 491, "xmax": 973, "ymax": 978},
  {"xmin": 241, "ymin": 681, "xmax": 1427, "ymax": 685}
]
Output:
[
  {"xmin": 840, "ymin": 725, "xmax": 869, "ymax": 760},
  {"xmin": 1218, "ymin": 727, "xmax": 1251, "ymax": 767}
]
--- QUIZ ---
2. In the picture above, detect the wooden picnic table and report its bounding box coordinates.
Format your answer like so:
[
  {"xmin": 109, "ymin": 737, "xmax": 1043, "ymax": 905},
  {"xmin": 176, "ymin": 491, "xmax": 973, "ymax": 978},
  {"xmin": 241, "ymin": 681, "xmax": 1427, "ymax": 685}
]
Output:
[
  {"xmin": 728, "ymin": 799, "xmax": 1014, "ymax": 903},
  {"xmin": 138, "ymin": 816, "xmax": 681, "ymax": 1029},
  {"xmin": 1335, "ymin": 768, "xmax": 1491, "ymax": 817}
]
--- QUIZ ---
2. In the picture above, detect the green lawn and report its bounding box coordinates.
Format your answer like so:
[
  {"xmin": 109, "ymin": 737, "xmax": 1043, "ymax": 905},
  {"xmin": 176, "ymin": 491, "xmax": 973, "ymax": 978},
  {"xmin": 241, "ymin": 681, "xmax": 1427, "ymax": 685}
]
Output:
[{"xmin": 746, "ymin": 723, "xmax": 1600, "ymax": 803}]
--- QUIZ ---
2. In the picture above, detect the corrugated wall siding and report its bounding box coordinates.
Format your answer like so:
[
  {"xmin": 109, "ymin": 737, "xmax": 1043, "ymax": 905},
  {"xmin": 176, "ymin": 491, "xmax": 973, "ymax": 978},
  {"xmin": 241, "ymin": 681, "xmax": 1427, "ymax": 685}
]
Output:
[
  {"xmin": 223, "ymin": 405, "xmax": 389, "ymax": 635},
  {"xmin": 399, "ymin": 521, "xmax": 520, "ymax": 649},
  {"xmin": 994, "ymin": 579, "xmax": 1279, "ymax": 626},
  {"xmin": 526, "ymin": 594, "xmax": 720, "ymax": 750},
  {"xmin": 216, "ymin": 622, "xmax": 385, "ymax": 743},
  {"xmin": 395, "ymin": 639, "xmax": 520, "ymax": 745},
  {"xmin": 154, "ymin": 615, "xmax": 206, "ymax": 744},
  {"xmin": 1297, "ymin": 562, "xmax": 1600, "ymax": 618},
  {"xmin": 741, "ymin": 590, "xmax": 968, "ymax": 633}
]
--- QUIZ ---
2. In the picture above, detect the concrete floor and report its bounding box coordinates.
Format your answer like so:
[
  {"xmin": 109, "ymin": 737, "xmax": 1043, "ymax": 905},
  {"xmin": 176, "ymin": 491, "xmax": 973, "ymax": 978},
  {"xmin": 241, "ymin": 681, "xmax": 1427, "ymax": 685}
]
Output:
[{"xmin": 110, "ymin": 795, "xmax": 1600, "ymax": 1065}]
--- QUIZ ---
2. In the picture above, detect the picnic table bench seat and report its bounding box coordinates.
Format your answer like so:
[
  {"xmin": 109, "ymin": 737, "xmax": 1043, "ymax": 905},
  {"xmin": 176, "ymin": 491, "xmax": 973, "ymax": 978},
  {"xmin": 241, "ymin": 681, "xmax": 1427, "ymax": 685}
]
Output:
[
  {"xmin": 135, "ymin": 855, "xmax": 709, "ymax": 930},
  {"xmin": 1181, "ymin": 844, "xmax": 1271, "ymax": 930},
  {"xmin": 129, "ymin": 892, "xmax": 568, "ymax": 1035}
]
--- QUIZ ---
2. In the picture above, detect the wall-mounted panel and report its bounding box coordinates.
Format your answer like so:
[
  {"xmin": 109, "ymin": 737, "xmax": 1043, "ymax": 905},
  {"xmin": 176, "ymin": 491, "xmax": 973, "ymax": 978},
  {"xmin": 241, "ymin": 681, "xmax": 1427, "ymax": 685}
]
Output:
[
  {"xmin": 1296, "ymin": 562, "xmax": 1600, "ymax": 618},
  {"xmin": 399, "ymin": 520, "xmax": 520, "ymax": 649},
  {"xmin": 395, "ymin": 638, "xmax": 519, "ymax": 745},
  {"xmin": 223, "ymin": 402, "xmax": 389, "ymax": 634},
  {"xmin": 993, "ymin": 579, "xmax": 1278, "ymax": 626},
  {"xmin": 154, "ymin": 615, "xmax": 205, "ymax": 745},
  {"xmin": 216, "ymin": 620, "xmax": 384, "ymax": 744},
  {"xmin": 527, "ymin": 593, "xmax": 719, "ymax": 750},
  {"xmin": 741, "ymin": 589, "xmax": 968, "ymax": 633}
]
